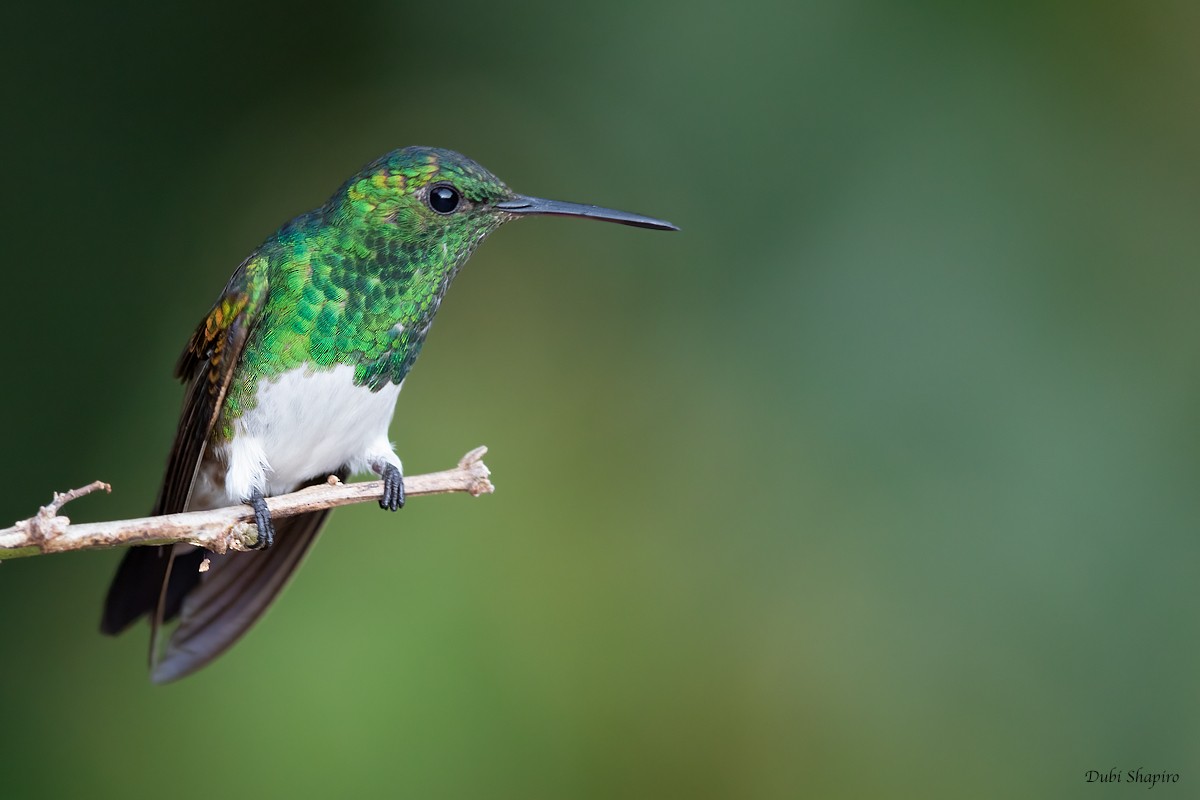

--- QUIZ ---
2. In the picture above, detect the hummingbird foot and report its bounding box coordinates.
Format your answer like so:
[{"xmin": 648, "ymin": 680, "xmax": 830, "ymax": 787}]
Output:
[
  {"xmin": 246, "ymin": 489, "xmax": 275, "ymax": 549},
  {"xmin": 380, "ymin": 463, "xmax": 405, "ymax": 511}
]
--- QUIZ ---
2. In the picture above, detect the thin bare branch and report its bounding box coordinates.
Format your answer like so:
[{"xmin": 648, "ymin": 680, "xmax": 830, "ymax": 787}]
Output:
[{"xmin": 0, "ymin": 447, "xmax": 493, "ymax": 561}]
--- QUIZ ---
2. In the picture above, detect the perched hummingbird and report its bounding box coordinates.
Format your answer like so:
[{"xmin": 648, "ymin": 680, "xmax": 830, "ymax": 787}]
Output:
[{"xmin": 100, "ymin": 146, "xmax": 676, "ymax": 683}]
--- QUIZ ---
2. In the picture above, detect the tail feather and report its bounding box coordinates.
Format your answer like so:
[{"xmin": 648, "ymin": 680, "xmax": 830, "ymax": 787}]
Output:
[
  {"xmin": 100, "ymin": 473, "xmax": 344, "ymax": 682},
  {"xmin": 150, "ymin": 508, "xmax": 330, "ymax": 684}
]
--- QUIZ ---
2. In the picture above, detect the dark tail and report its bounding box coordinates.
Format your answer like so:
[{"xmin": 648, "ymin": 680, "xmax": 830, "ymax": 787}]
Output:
[
  {"xmin": 149, "ymin": 508, "xmax": 330, "ymax": 683},
  {"xmin": 100, "ymin": 475, "xmax": 342, "ymax": 683},
  {"xmin": 101, "ymin": 545, "xmax": 206, "ymax": 636}
]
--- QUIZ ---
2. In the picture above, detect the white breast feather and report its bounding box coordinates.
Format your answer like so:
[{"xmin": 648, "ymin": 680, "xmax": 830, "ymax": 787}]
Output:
[{"xmin": 214, "ymin": 364, "xmax": 403, "ymax": 502}]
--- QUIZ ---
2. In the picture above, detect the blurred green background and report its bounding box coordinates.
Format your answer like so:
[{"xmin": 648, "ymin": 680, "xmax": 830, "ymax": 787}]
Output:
[{"xmin": 3, "ymin": 1, "xmax": 1198, "ymax": 797}]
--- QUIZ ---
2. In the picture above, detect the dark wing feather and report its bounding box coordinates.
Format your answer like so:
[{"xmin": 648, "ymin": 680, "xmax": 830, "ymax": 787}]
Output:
[
  {"xmin": 100, "ymin": 254, "xmax": 271, "ymax": 636},
  {"xmin": 155, "ymin": 253, "xmax": 271, "ymax": 516}
]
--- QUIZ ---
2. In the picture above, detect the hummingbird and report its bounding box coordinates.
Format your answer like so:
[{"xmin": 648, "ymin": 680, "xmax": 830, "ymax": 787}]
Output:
[{"xmin": 100, "ymin": 146, "xmax": 676, "ymax": 683}]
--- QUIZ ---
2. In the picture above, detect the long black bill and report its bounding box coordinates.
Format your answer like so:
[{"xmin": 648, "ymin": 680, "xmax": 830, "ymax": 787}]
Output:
[{"xmin": 495, "ymin": 195, "xmax": 679, "ymax": 231}]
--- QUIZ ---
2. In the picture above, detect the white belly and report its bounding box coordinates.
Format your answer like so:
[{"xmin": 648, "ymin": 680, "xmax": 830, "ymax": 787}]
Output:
[{"xmin": 210, "ymin": 364, "xmax": 403, "ymax": 503}]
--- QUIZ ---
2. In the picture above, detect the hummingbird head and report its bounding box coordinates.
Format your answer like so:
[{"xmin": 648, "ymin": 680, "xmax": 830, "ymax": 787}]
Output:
[
  {"xmin": 332, "ymin": 146, "xmax": 678, "ymax": 259},
  {"xmin": 324, "ymin": 146, "xmax": 677, "ymax": 327}
]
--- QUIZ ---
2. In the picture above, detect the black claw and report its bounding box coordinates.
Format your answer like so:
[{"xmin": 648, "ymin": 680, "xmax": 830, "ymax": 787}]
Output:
[
  {"xmin": 380, "ymin": 463, "xmax": 405, "ymax": 511},
  {"xmin": 247, "ymin": 489, "xmax": 275, "ymax": 549}
]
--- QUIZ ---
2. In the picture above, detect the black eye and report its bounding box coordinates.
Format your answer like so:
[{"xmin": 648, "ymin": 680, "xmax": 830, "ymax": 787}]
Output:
[{"xmin": 428, "ymin": 185, "xmax": 460, "ymax": 214}]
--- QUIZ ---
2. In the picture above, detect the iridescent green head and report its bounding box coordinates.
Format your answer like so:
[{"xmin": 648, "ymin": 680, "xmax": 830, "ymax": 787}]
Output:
[
  {"xmin": 334, "ymin": 146, "xmax": 512, "ymax": 237},
  {"xmin": 332, "ymin": 145, "xmax": 678, "ymax": 246}
]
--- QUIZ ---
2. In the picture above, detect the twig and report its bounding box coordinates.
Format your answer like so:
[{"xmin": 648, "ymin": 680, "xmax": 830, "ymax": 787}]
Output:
[{"xmin": 0, "ymin": 447, "xmax": 493, "ymax": 561}]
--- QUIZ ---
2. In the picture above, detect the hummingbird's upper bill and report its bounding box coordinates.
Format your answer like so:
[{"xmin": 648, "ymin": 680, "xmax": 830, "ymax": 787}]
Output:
[{"xmin": 495, "ymin": 195, "xmax": 679, "ymax": 231}]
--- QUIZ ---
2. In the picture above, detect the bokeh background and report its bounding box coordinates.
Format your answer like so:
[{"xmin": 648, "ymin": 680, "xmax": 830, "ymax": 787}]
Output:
[{"xmin": 3, "ymin": 1, "xmax": 1199, "ymax": 797}]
